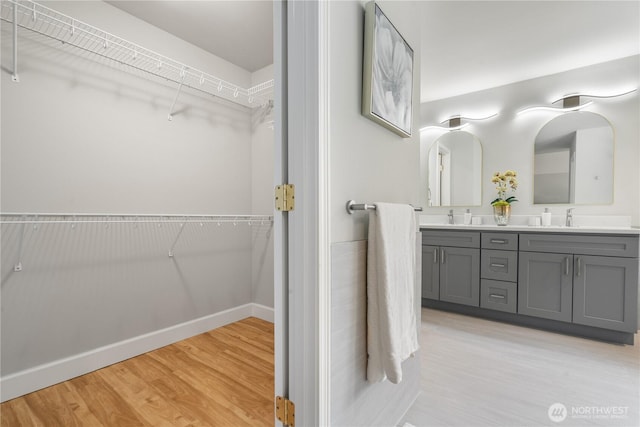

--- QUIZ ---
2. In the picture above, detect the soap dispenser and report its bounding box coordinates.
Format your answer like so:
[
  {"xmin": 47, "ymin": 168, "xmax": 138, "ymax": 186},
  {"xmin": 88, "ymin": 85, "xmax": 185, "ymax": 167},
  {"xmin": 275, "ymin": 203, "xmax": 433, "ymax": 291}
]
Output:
[
  {"xmin": 464, "ymin": 209, "xmax": 472, "ymax": 225},
  {"xmin": 541, "ymin": 208, "xmax": 552, "ymax": 226}
]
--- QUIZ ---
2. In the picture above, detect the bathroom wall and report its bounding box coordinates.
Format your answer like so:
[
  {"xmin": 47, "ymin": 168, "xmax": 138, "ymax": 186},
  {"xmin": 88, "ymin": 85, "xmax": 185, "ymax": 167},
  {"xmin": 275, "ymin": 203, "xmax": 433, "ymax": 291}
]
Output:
[
  {"xmin": 331, "ymin": 1, "xmax": 422, "ymax": 243},
  {"xmin": 1, "ymin": 0, "xmax": 272, "ymax": 400},
  {"xmin": 419, "ymin": 55, "xmax": 640, "ymax": 225},
  {"xmin": 329, "ymin": 1, "xmax": 421, "ymax": 425}
]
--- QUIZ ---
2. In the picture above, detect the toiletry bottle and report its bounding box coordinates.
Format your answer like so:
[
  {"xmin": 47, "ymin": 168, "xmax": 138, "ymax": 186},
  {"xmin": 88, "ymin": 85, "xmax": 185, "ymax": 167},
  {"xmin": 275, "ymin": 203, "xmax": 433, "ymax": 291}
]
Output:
[
  {"xmin": 464, "ymin": 209, "xmax": 472, "ymax": 225},
  {"xmin": 541, "ymin": 208, "xmax": 551, "ymax": 226}
]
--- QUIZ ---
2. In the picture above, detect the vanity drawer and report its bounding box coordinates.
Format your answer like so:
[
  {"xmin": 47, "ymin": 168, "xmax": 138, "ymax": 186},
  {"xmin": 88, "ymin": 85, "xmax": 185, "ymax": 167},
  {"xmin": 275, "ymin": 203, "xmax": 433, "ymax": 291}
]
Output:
[
  {"xmin": 519, "ymin": 234, "xmax": 639, "ymax": 258},
  {"xmin": 480, "ymin": 279, "xmax": 517, "ymax": 313},
  {"xmin": 482, "ymin": 232, "xmax": 518, "ymax": 251},
  {"xmin": 481, "ymin": 250, "xmax": 518, "ymax": 282},
  {"xmin": 422, "ymin": 231, "xmax": 480, "ymax": 248}
]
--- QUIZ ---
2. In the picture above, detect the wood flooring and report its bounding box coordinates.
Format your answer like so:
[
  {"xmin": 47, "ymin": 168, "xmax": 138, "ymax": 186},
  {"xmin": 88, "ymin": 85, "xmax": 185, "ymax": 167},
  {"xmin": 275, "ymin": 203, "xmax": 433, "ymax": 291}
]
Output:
[
  {"xmin": 401, "ymin": 308, "xmax": 640, "ymax": 427},
  {"xmin": 0, "ymin": 317, "xmax": 274, "ymax": 427}
]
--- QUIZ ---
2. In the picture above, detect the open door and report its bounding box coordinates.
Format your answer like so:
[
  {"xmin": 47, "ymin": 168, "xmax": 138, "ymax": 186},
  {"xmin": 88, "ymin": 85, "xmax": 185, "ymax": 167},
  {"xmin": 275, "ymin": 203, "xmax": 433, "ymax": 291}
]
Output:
[{"xmin": 273, "ymin": 1, "xmax": 330, "ymax": 426}]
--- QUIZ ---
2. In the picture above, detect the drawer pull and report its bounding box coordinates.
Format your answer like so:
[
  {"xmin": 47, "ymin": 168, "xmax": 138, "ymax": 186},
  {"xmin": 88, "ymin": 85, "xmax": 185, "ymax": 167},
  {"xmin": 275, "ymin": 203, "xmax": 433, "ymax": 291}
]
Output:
[
  {"xmin": 489, "ymin": 294, "xmax": 506, "ymax": 299},
  {"xmin": 490, "ymin": 263, "xmax": 506, "ymax": 268},
  {"xmin": 490, "ymin": 239, "xmax": 507, "ymax": 244}
]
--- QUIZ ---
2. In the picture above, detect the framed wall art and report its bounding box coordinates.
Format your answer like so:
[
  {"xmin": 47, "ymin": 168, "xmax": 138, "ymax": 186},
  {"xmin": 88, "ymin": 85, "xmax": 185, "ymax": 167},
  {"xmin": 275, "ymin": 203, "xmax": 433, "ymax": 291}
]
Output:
[{"xmin": 362, "ymin": 1, "xmax": 414, "ymax": 138}]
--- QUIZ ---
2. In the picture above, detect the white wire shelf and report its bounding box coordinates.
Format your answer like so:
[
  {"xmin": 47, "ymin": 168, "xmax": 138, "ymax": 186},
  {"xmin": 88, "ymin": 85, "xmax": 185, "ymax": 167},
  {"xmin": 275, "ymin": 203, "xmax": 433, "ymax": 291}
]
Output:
[
  {"xmin": 0, "ymin": 213, "xmax": 274, "ymax": 225},
  {"xmin": 1, "ymin": 213, "xmax": 274, "ymax": 267},
  {"xmin": 1, "ymin": 0, "xmax": 274, "ymax": 110}
]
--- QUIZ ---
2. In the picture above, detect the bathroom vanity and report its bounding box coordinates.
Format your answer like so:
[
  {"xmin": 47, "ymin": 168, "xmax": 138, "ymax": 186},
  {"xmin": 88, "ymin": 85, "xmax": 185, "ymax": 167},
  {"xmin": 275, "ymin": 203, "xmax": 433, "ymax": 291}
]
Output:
[{"xmin": 421, "ymin": 225, "xmax": 640, "ymax": 344}]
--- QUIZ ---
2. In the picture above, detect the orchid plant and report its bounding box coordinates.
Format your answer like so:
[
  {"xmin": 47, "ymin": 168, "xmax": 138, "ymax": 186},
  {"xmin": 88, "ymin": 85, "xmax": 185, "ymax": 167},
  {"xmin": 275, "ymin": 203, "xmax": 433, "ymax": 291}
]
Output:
[{"xmin": 491, "ymin": 170, "xmax": 518, "ymax": 206}]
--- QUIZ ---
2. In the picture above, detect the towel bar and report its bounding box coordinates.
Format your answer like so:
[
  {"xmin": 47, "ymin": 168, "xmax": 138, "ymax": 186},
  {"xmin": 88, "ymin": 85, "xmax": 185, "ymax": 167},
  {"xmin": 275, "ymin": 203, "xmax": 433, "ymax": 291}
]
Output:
[{"xmin": 346, "ymin": 200, "xmax": 423, "ymax": 215}]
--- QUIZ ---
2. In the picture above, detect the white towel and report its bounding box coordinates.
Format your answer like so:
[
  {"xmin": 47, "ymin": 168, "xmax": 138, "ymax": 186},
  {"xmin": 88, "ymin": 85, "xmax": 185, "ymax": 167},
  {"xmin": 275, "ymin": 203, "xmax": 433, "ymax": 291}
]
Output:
[{"xmin": 367, "ymin": 203, "xmax": 420, "ymax": 384}]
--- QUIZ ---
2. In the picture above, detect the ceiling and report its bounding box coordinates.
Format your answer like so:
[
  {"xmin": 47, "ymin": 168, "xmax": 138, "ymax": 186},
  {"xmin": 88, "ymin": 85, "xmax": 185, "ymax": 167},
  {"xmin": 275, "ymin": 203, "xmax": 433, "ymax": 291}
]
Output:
[
  {"xmin": 106, "ymin": 0, "xmax": 274, "ymax": 73},
  {"xmin": 107, "ymin": 1, "xmax": 639, "ymax": 101},
  {"xmin": 420, "ymin": 1, "xmax": 640, "ymax": 102}
]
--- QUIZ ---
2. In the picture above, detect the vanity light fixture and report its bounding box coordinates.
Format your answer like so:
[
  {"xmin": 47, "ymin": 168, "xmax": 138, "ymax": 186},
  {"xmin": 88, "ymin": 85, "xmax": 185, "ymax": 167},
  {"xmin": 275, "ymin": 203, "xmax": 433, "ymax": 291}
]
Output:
[
  {"xmin": 517, "ymin": 88, "xmax": 637, "ymax": 115},
  {"xmin": 419, "ymin": 112, "xmax": 499, "ymax": 132},
  {"xmin": 551, "ymin": 88, "xmax": 637, "ymax": 103}
]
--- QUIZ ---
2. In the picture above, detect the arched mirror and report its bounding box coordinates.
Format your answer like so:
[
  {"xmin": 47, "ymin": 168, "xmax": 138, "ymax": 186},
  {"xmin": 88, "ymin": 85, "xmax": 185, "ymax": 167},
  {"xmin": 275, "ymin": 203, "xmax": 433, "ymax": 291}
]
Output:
[
  {"xmin": 533, "ymin": 111, "xmax": 613, "ymax": 204},
  {"xmin": 427, "ymin": 131, "xmax": 482, "ymax": 206}
]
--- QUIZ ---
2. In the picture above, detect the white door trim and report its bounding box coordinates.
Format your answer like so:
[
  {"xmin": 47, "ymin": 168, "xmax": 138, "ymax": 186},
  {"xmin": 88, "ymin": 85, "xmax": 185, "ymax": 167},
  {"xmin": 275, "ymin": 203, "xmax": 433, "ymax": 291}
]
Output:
[
  {"xmin": 273, "ymin": 0, "xmax": 289, "ymax": 425},
  {"xmin": 273, "ymin": 1, "xmax": 289, "ymax": 426},
  {"xmin": 318, "ymin": 1, "xmax": 331, "ymax": 424}
]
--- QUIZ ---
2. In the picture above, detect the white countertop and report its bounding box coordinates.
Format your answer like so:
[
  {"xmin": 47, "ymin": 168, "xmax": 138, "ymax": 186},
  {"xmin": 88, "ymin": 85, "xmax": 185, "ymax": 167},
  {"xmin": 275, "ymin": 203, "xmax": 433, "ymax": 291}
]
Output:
[
  {"xmin": 418, "ymin": 214, "xmax": 640, "ymax": 234},
  {"xmin": 419, "ymin": 223, "xmax": 640, "ymax": 235}
]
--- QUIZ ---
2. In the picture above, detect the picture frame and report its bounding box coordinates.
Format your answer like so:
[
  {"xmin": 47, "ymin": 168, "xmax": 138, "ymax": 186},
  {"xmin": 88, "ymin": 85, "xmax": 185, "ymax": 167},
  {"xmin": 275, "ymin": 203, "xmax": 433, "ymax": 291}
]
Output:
[{"xmin": 362, "ymin": 1, "xmax": 414, "ymax": 138}]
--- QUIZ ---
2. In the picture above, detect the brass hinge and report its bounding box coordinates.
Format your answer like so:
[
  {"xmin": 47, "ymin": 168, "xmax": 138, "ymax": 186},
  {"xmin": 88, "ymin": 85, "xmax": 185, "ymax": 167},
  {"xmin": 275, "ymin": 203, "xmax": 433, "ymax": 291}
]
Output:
[
  {"xmin": 276, "ymin": 396, "xmax": 295, "ymax": 426},
  {"xmin": 275, "ymin": 184, "xmax": 295, "ymax": 212}
]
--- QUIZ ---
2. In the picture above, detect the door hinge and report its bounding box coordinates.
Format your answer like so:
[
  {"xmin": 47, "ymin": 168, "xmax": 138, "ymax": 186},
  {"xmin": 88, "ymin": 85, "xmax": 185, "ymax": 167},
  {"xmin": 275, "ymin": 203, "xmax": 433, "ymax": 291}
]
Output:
[
  {"xmin": 275, "ymin": 184, "xmax": 295, "ymax": 212},
  {"xmin": 276, "ymin": 396, "xmax": 295, "ymax": 426}
]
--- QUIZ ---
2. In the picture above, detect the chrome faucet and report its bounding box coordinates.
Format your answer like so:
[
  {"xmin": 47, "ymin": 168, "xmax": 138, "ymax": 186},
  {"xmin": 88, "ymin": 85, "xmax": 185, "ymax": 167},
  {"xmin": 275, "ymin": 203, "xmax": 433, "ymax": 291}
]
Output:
[
  {"xmin": 566, "ymin": 208, "xmax": 574, "ymax": 227},
  {"xmin": 448, "ymin": 209, "xmax": 454, "ymax": 225}
]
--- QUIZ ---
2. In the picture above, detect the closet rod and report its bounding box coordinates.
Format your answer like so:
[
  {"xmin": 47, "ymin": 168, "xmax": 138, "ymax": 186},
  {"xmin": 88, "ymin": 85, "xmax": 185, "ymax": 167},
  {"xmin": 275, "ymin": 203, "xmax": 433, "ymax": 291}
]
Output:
[
  {"xmin": 0, "ymin": 0, "xmax": 274, "ymax": 108},
  {"xmin": 0, "ymin": 213, "xmax": 273, "ymax": 225}
]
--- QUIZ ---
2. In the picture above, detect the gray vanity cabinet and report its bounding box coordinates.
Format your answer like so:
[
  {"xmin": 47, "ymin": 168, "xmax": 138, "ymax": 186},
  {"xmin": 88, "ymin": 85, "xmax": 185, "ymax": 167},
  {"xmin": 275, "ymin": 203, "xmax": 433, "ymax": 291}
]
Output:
[
  {"xmin": 519, "ymin": 233, "xmax": 639, "ymax": 332},
  {"xmin": 421, "ymin": 231, "xmax": 480, "ymax": 307},
  {"xmin": 422, "ymin": 228, "xmax": 639, "ymax": 343},
  {"xmin": 573, "ymin": 255, "xmax": 638, "ymax": 332},
  {"xmin": 518, "ymin": 252, "xmax": 573, "ymax": 322}
]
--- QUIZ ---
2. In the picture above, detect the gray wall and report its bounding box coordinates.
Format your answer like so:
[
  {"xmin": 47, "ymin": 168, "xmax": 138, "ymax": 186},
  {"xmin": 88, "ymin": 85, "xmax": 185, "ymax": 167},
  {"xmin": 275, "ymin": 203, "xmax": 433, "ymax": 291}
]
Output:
[
  {"xmin": 251, "ymin": 65, "xmax": 275, "ymax": 308},
  {"xmin": 1, "ymin": 1, "xmax": 272, "ymax": 376},
  {"xmin": 329, "ymin": 1, "xmax": 422, "ymax": 425}
]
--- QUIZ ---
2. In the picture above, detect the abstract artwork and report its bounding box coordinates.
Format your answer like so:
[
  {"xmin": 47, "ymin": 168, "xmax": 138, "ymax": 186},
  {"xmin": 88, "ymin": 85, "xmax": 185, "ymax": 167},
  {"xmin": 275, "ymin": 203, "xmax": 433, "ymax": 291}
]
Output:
[{"xmin": 362, "ymin": 2, "xmax": 414, "ymax": 138}]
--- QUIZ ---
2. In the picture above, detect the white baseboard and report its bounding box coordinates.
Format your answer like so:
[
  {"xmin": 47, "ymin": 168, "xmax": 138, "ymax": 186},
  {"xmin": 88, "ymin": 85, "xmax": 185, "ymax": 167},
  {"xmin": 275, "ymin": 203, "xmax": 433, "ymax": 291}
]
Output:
[
  {"xmin": 251, "ymin": 303, "xmax": 275, "ymax": 322},
  {"xmin": 0, "ymin": 303, "xmax": 274, "ymax": 402}
]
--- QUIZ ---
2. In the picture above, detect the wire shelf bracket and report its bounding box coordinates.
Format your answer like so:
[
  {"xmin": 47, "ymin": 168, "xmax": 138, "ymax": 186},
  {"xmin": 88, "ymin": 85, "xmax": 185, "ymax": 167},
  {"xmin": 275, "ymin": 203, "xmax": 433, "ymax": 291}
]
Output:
[
  {"xmin": 1, "ymin": 0, "xmax": 274, "ymax": 111},
  {"xmin": 168, "ymin": 221, "xmax": 186, "ymax": 257},
  {"xmin": 168, "ymin": 66, "xmax": 187, "ymax": 121},
  {"xmin": 13, "ymin": 218, "xmax": 27, "ymax": 272}
]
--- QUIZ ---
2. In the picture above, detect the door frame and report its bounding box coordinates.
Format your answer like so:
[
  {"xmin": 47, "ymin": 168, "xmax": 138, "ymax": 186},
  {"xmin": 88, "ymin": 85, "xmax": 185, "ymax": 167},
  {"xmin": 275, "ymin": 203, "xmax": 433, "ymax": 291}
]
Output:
[{"xmin": 274, "ymin": 1, "xmax": 330, "ymax": 425}]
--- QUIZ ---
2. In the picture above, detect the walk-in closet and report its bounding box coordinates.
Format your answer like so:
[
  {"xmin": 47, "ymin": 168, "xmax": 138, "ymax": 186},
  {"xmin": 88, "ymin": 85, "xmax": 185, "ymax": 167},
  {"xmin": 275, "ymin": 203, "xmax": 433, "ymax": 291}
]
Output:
[{"xmin": 1, "ymin": 1, "xmax": 275, "ymax": 424}]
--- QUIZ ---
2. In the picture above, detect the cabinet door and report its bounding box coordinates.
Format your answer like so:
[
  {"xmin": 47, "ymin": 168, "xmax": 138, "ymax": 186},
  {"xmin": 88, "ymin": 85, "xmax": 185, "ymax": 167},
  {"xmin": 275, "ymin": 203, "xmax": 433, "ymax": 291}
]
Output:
[
  {"xmin": 421, "ymin": 245, "xmax": 440, "ymax": 300},
  {"xmin": 518, "ymin": 252, "xmax": 573, "ymax": 322},
  {"xmin": 439, "ymin": 247, "xmax": 480, "ymax": 307},
  {"xmin": 573, "ymin": 256, "xmax": 639, "ymax": 332}
]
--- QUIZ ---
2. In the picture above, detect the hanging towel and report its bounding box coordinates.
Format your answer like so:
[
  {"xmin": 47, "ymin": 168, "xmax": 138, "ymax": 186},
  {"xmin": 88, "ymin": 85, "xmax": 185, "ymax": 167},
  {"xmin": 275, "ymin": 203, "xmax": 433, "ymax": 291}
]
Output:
[{"xmin": 367, "ymin": 203, "xmax": 420, "ymax": 384}]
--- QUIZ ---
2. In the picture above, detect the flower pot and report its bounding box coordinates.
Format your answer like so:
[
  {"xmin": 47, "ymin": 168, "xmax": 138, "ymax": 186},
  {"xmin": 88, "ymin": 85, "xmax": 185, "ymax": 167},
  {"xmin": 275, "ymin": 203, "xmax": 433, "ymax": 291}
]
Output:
[{"xmin": 493, "ymin": 204, "xmax": 511, "ymax": 226}]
